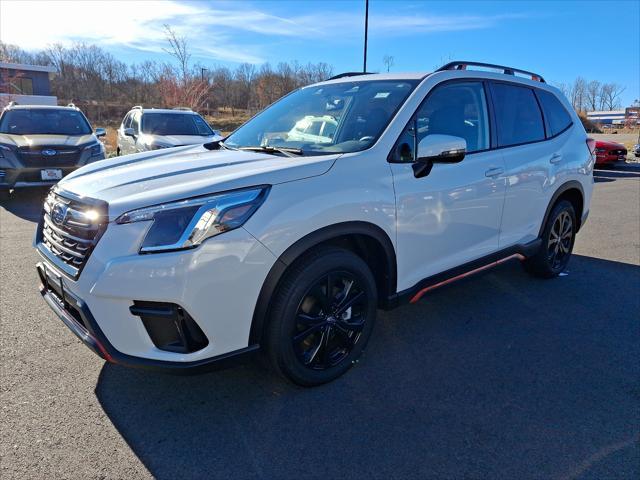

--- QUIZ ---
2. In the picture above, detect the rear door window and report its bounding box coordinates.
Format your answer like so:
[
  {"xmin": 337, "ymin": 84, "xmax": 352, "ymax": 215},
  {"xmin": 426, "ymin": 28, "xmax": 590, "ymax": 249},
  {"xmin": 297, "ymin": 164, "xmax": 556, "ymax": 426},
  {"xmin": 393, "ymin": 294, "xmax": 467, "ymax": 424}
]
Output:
[
  {"xmin": 491, "ymin": 83, "xmax": 545, "ymax": 147},
  {"xmin": 131, "ymin": 112, "xmax": 140, "ymax": 134},
  {"xmin": 122, "ymin": 113, "xmax": 132, "ymax": 129},
  {"xmin": 536, "ymin": 90, "xmax": 573, "ymax": 137}
]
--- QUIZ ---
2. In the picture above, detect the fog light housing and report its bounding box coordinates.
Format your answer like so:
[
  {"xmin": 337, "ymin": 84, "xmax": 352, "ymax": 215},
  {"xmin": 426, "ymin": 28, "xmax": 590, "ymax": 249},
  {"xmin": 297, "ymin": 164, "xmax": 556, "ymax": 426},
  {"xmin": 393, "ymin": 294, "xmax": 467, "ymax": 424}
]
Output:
[{"xmin": 130, "ymin": 301, "xmax": 208, "ymax": 353}]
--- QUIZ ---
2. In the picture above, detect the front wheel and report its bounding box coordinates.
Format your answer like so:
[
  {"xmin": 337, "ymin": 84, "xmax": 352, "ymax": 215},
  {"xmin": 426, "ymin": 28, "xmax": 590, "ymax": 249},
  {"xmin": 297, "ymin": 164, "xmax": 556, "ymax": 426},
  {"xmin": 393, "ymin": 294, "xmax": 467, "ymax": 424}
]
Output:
[
  {"xmin": 266, "ymin": 247, "xmax": 377, "ymax": 386},
  {"xmin": 524, "ymin": 200, "xmax": 576, "ymax": 278}
]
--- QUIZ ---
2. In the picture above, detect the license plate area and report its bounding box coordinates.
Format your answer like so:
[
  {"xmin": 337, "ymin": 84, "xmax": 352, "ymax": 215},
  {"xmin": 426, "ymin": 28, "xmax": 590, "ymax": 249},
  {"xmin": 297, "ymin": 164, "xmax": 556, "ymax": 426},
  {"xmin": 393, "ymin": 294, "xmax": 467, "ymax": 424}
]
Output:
[
  {"xmin": 38, "ymin": 263, "xmax": 66, "ymax": 305},
  {"xmin": 41, "ymin": 169, "xmax": 63, "ymax": 181}
]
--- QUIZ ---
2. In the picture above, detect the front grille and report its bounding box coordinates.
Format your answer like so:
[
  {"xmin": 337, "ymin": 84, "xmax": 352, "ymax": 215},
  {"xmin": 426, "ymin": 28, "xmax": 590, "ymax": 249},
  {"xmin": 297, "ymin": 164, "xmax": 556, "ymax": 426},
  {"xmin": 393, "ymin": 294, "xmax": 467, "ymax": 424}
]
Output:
[
  {"xmin": 38, "ymin": 189, "xmax": 108, "ymax": 277},
  {"xmin": 19, "ymin": 146, "xmax": 81, "ymax": 167}
]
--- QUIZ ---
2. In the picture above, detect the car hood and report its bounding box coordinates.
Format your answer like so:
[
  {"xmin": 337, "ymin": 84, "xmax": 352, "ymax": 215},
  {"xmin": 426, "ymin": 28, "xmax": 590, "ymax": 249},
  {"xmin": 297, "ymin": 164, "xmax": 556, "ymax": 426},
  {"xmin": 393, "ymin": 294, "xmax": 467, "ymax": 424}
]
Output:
[
  {"xmin": 0, "ymin": 133, "xmax": 96, "ymax": 148},
  {"xmin": 143, "ymin": 133, "xmax": 222, "ymax": 146},
  {"xmin": 595, "ymin": 140, "xmax": 626, "ymax": 149},
  {"xmin": 58, "ymin": 145, "xmax": 340, "ymax": 219}
]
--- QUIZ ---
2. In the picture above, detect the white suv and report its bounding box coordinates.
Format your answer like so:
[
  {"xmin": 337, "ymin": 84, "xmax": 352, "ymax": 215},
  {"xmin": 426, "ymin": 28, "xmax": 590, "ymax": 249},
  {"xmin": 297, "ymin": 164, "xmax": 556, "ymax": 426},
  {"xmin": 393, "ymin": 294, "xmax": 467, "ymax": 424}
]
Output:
[
  {"xmin": 116, "ymin": 106, "xmax": 222, "ymax": 155},
  {"xmin": 35, "ymin": 62, "xmax": 594, "ymax": 386}
]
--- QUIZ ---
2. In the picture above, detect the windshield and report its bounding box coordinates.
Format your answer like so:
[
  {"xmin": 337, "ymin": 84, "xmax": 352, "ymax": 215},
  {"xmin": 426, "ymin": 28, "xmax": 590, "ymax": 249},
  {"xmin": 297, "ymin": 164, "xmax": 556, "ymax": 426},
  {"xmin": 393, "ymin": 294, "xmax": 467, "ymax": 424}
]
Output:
[
  {"xmin": 225, "ymin": 79, "xmax": 419, "ymax": 155},
  {"xmin": 141, "ymin": 112, "xmax": 214, "ymax": 136},
  {"xmin": 0, "ymin": 109, "xmax": 92, "ymax": 135}
]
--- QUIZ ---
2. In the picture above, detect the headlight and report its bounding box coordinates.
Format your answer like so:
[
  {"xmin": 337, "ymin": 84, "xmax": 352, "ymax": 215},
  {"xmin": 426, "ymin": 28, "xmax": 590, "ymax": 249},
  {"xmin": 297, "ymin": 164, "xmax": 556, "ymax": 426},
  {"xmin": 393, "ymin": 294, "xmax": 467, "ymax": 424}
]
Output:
[
  {"xmin": 115, "ymin": 186, "xmax": 270, "ymax": 253},
  {"xmin": 149, "ymin": 142, "xmax": 173, "ymax": 150},
  {"xmin": 84, "ymin": 142, "xmax": 103, "ymax": 157},
  {"xmin": 139, "ymin": 135, "xmax": 172, "ymax": 150}
]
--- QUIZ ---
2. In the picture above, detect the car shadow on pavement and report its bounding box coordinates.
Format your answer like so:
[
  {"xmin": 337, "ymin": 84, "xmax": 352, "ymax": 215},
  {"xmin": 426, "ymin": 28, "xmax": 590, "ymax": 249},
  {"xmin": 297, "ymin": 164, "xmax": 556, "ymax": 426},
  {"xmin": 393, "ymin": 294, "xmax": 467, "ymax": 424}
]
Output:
[
  {"xmin": 95, "ymin": 254, "xmax": 640, "ymax": 480},
  {"xmin": 0, "ymin": 187, "xmax": 48, "ymax": 222},
  {"xmin": 593, "ymin": 169, "xmax": 640, "ymax": 183}
]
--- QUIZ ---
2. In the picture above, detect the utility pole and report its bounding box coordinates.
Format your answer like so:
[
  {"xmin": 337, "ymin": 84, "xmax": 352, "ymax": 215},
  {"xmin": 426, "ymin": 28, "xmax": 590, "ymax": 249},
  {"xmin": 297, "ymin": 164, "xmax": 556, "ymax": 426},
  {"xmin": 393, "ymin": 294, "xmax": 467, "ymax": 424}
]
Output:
[{"xmin": 363, "ymin": 0, "xmax": 369, "ymax": 72}]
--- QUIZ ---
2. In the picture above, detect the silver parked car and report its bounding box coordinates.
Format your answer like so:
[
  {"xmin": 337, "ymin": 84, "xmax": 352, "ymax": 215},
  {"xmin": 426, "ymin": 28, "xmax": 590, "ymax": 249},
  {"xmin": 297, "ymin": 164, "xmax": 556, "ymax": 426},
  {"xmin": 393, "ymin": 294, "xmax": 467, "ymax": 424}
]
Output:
[{"xmin": 116, "ymin": 106, "xmax": 222, "ymax": 156}]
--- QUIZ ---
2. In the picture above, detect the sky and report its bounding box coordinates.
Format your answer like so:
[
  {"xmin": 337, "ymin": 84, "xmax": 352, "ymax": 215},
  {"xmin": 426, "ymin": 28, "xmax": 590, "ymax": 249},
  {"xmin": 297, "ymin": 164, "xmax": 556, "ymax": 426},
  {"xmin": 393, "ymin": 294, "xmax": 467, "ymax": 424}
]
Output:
[{"xmin": 1, "ymin": 0, "xmax": 639, "ymax": 106}]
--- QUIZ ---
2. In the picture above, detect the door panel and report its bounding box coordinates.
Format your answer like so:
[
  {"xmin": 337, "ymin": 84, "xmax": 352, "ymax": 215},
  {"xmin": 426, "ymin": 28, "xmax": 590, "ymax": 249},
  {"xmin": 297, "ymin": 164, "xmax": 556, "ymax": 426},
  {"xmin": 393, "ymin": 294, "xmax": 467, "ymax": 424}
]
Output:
[
  {"xmin": 391, "ymin": 153, "xmax": 506, "ymax": 290},
  {"xmin": 488, "ymin": 82, "xmax": 554, "ymax": 248}
]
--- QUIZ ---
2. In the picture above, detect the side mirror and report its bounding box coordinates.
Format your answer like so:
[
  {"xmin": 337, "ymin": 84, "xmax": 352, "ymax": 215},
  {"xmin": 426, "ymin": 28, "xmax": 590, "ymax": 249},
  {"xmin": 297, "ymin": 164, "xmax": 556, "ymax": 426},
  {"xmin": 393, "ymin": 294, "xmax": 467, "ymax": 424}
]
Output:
[
  {"xmin": 124, "ymin": 127, "xmax": 136, "ymax": 138},
  {"xmin": 413, "ymin": 134, "xmax": 466, "ymax": 178},
  {"xmin": 95, "ymin": 128, "xmax": 106, "ymax": 138}
]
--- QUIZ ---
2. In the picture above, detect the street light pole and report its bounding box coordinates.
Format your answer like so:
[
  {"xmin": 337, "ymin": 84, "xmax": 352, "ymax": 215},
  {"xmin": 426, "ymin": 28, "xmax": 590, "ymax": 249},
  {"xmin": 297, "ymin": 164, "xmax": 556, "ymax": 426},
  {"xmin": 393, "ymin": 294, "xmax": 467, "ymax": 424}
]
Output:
[{"xmin": 363, "ymin": 0, "xmax": 369, "ymax": 72}]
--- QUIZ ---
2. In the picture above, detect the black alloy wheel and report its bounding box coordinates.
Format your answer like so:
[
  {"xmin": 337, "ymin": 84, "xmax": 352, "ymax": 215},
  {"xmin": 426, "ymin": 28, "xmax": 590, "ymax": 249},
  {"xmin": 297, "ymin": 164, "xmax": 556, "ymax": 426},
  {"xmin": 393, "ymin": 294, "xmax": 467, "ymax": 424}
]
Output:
[
  {"xmin": 267, "ymin": 246, "xmax": 377, "ymax": 386},
  {"xmin": 524, "ymin": 199, "xmax": 576, "ymax": 278},
  {"xmin": 292, "ymin": 271, "xmax": 368, "ymax": 370}
]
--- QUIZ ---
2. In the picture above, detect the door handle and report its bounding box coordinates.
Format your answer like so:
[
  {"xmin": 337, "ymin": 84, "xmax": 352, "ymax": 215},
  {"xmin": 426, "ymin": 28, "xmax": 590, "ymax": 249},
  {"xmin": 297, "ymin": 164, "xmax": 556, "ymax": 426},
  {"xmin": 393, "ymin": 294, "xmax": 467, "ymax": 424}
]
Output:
[
  {"xmin": 550, "ymin": 153, "xmax": 562, "ymax": 164},
  {"xmin": 485, "ymin": 167, "xmax": 504, "ymax": 178}
]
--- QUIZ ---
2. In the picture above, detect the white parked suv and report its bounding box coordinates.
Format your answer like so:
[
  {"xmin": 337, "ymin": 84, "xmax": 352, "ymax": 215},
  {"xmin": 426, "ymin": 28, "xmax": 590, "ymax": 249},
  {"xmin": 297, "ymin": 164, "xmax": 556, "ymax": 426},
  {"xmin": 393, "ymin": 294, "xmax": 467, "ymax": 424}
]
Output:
[
  {"xmin": 35, "ymin": 62, "xmax": 594, "ymax": 386},
  {"xmin": 116, "ymin": 106, "xmax": 222, "ymax": 155}
]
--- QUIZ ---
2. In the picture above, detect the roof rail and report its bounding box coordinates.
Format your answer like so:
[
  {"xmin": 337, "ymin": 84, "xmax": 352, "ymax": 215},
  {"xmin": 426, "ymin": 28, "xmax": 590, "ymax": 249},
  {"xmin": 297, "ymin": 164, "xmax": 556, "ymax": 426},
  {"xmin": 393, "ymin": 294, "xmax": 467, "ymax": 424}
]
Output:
[
  {"xmin": 131, "ymin": 105, "xmax": 143, "ymax": 110},
  {"xmin": 6, "ymin": 101, "xmax": 18, "ymax": 108},
  {"xmin": 327, "ymin": 72, "xmax": 374, "ymax": 81},
  {"xmin": 172, "ymin": 106, "xmax": 192, "ymax": 111},
  {"xmin": 436, "ymin": 61, "xmax": 546, "ymax": 83}
]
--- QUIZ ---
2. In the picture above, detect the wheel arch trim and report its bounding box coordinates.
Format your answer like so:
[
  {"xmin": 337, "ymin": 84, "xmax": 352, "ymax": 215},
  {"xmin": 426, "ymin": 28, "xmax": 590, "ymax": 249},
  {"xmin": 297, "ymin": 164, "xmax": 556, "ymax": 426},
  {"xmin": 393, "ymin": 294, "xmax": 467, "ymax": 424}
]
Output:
[
  {"xmin": 539, "ymin": 180, "xmax": 585, "ymax": 236},
  {"xmin": 249, "ymin": 221, "xmax": 397, "ymax": 345}
]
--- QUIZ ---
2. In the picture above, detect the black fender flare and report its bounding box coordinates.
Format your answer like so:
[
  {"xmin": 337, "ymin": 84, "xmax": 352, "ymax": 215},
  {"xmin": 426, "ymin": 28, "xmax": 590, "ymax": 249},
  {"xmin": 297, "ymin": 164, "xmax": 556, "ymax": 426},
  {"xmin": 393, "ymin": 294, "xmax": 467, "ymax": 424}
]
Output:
[
  {"xmin": 249, "ymin": 221, "xmax": 397, "ymax": 345},
  {"xmin": 538, "ymin": 180, "xmax": 585, "ymax": 237}
]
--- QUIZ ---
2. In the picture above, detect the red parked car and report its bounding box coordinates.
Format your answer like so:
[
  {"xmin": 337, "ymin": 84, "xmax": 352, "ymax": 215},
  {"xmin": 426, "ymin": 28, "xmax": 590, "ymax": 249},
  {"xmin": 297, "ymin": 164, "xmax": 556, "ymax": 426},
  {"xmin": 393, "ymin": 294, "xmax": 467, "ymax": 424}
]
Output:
[{"xmin": 594, "ymin": 140, "xmax": 627, "ymax": 165}]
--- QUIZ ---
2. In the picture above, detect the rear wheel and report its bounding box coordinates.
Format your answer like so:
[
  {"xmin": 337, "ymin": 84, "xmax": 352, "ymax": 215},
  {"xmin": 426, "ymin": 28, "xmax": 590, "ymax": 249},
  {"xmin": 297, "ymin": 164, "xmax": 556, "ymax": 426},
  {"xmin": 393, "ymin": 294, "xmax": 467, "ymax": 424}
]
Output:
[
  {"xmin": 524, "ymin": 200, "xmax": 576, "ymax": 278},
  {"xmin": 0, "ymin": 187, "xmax": 10, "ymax": 201},
  {"xmin": 266, "ymin": 247, "xmax": 377, "ymax": 386}
]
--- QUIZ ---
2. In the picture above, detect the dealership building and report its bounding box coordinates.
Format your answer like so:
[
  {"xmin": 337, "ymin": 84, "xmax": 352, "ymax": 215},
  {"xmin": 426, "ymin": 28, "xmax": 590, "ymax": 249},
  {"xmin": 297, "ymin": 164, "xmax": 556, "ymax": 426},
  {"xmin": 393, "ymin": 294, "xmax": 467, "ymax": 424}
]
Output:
[
  {"xmin": 586, "ymin": 107, "xmax": 640, "ymax": 126},
  {"xmin": 0, "ymin": 62, "xmax": 58, "ymax": 107}
]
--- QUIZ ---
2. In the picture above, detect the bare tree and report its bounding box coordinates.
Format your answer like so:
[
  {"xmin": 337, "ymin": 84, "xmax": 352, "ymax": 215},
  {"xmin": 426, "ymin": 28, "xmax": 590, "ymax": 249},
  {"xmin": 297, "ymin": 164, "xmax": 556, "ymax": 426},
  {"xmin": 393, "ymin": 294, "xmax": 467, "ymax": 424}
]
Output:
[
  {"xmin": 600, "ymin": 83, "xmax": 626, "ymax": 110},
  {"xmin": 570, "ymin": 77, "xmax": 587, "ymax": 112},
  {"xmin": 585, "ymin": 80, "xmax": 601, "ymax": 112},
  {"xmin": 162, "ymin": 24, "xmax": 191, "ymax": 84},
  {"xmin": 382, "ymin": 54, "xmax": 394, "ymax": 73}
]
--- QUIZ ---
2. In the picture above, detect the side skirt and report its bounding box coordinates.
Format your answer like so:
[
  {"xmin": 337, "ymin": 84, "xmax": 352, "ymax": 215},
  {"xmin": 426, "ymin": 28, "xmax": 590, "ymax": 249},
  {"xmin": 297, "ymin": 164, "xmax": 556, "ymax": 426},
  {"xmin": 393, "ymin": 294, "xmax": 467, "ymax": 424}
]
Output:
[{"xmin": 384, "ymin": 239, "xmax": 541, "ymax": 309}]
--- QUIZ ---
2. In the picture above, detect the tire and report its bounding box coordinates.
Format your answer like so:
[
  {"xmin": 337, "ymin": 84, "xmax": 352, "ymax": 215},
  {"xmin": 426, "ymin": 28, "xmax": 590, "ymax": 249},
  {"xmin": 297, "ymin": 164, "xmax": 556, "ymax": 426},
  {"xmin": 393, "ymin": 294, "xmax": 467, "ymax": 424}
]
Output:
[
  {"xmin": 266, "ymin": 246, "xmax": 377, "ymax": 386},
  {"xmin": 116, "ymin": 148, "xmax": 121, "ymax": 156},
  {"xmin": 0, "ymin": 187, "xmax": 10, "ymax": 201},
  {"xmin": 523, "ymin": 200, "xmax": 576, "ymax": 278}
]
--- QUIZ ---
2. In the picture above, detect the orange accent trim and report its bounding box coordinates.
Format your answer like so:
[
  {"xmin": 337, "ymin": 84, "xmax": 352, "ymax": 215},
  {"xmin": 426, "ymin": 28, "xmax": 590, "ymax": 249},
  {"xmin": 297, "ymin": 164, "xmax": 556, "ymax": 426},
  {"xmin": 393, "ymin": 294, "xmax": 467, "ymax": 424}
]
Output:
[{"xmin": 409, "ymin": 254, "xmax": 525, "ymax": 303}]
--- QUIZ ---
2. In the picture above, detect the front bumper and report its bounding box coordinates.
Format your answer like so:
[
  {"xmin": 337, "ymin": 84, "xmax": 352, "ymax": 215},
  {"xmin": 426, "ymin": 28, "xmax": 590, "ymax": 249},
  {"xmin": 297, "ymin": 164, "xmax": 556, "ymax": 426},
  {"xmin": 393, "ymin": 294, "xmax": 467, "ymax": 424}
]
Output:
[
  {"xmin": 1, "ymin": 167, "xmax": 79, "ymax": 188},
  {"xmin": 36, "ymin": 224, "xmax": 277, "ymax": 372},
  {"xmin": 37, "ymin": 262, "xmax": 260, "ymax": 373}
]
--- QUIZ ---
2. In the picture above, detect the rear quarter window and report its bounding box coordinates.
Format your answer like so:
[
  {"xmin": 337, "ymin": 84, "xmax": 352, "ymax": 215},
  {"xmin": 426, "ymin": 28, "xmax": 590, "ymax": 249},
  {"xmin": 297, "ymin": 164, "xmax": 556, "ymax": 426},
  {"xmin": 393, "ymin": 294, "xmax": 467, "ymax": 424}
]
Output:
[
  {"xmin": 536, "ymin": 90, "xmax": 573, "ymax": 137},
  {"xmin": 491, "ymin": 83, "xmax": 545, "ymax": 147}
]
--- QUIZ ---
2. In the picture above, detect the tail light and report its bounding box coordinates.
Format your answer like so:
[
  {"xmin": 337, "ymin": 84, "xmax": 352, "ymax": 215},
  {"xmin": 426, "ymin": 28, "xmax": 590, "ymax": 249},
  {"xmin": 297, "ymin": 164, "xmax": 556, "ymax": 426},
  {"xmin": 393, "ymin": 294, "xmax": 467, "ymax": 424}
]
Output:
[{"xmin": 586, "ymin": 138, "xmax": 596, "ymax": 155}]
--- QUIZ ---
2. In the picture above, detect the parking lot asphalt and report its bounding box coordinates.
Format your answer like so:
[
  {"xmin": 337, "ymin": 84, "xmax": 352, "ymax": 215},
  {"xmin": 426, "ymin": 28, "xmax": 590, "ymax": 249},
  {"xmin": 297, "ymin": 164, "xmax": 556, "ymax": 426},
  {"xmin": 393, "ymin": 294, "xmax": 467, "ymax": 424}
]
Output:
[{"xmin": 1, "ymin": 167, "xmax": 639, "ymax": 480}]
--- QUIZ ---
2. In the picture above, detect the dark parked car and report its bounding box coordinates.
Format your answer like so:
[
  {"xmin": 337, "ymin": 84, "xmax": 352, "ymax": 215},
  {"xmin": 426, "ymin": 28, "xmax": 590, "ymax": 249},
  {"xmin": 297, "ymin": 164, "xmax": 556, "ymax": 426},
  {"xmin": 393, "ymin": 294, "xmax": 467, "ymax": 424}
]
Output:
[{"xmin": 0, "ymin": 103, "xmax": 106, "ymax": 199}]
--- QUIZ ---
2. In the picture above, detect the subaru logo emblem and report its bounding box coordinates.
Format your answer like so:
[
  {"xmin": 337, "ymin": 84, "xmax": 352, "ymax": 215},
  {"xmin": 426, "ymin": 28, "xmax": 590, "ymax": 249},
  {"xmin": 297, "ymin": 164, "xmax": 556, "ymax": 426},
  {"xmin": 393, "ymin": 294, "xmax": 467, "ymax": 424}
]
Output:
[
  {"xmin": 42, "ymin": 149, "xmax": 57, "ymax": 156},
  {"xmin": 51, "ymin": 202, "xmax": 68, "ymax": 226}
]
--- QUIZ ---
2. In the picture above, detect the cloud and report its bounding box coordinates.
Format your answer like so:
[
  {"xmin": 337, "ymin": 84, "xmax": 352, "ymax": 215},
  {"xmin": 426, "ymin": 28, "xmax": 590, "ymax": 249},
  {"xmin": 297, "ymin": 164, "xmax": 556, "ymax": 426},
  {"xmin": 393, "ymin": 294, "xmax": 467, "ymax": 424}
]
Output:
[
  {"xmin": 0, "ymin": 0, "xmax": 266, "ymax": 63},
  {"xmin": 0, "ymin": 0, "xmax": 526, "ymax": 64}
]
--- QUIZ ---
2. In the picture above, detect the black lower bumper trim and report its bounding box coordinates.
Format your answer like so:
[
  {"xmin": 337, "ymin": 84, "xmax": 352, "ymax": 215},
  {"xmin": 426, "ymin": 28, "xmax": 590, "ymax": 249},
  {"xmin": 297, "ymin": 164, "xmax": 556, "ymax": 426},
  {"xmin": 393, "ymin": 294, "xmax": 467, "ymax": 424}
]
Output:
[{"xmin": 36, "ymin": 262, "xmax": 260, "ymax": 375}]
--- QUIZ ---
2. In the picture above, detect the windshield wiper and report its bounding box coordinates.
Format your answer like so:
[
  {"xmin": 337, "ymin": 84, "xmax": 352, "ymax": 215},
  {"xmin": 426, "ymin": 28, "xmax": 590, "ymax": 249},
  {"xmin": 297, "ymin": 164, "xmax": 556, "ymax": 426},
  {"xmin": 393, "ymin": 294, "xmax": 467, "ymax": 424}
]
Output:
[{"xmin": 238, "ymin": 145, "xmax": 304, "ymax": 157}]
